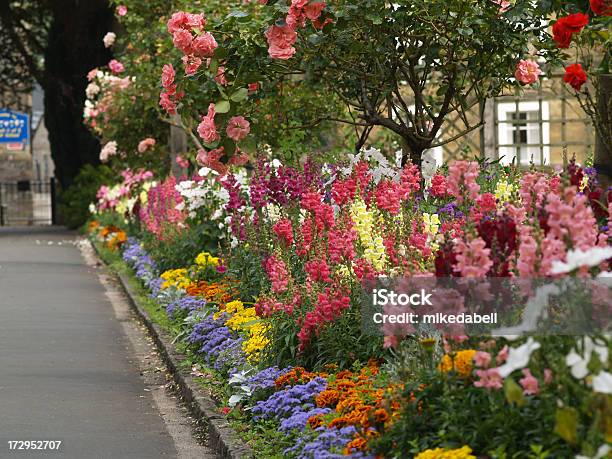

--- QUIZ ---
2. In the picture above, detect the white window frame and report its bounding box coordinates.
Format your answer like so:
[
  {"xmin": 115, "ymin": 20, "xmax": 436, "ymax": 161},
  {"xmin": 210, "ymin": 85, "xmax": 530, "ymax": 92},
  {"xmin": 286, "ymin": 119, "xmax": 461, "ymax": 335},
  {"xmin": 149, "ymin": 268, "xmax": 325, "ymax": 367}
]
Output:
[{"xmin": 497, "ymin": 101, "xmax": 550, "ymax": 166}]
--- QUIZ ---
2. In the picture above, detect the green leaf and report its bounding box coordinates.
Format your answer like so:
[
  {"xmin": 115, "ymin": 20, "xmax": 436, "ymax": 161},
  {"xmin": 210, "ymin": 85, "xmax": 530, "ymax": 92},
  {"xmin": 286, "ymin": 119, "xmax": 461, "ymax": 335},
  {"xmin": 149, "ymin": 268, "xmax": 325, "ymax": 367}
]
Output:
[
  {"xmin": 230, "ymin": 88, "xmax": 249, "ymax": 102},
  {"xmin": 504, "ymin": 377, "xmax": 525, "ymax": 407},
  {"xmin": 215, "ymin": 100, "xmax": 231, "ymax": 113},
  {"xmin": 554, "ymin": 407, "xmax": 579, "ymax": 446},
  {"xmin": 214, "ymin": 47, "xmax": 229, "ymax": 60}
]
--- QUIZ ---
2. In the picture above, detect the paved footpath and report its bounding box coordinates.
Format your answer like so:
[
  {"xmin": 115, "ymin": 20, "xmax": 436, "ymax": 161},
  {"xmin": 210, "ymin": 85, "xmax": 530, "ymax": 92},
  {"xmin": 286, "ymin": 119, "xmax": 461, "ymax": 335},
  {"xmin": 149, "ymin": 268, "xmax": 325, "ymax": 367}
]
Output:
[{"xmin": 0, "ymin": 228, "xmax": 215, "ymax": 459}]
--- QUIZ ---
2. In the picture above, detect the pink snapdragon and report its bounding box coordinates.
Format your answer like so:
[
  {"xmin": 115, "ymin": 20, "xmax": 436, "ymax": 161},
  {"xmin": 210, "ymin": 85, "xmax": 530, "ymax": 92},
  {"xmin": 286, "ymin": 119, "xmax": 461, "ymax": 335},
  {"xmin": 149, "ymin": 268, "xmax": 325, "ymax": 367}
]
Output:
[
  {"xmin": 473, "ymin": 351, "xmax": 492, "ymax": 368},
  {"xmin": 453, "ymin": 237, "xmax": 493, "ymax": 277},
  {"xmin": 515, "ymin": 60, "xmax": 542, "ymax": 85},
  {"xmin": 226, "ymin": 116, "xmax": 251, "ymax": 142},
  {"xmin": 264, "ymin": 255, "xmax": 290, "ymax": 293},
  {"xmin": 519, "ymin": 368, "xmax": 540, "ymax": 395},
  {"xmin": 474, "ymin": 368, "xmax": 504, "ymax": 389},
  {"xmin": 448, "ymin": 160, "xmax": 480, "ymax": 203}
]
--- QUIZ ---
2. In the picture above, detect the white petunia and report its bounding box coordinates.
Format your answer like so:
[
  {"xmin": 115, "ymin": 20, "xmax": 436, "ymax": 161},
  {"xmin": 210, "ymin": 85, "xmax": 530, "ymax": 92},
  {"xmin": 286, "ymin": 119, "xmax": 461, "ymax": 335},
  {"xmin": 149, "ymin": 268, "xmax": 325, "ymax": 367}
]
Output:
[{"xmin": 565, "ymin": 336, "xmax": 609, "ymax": 380}]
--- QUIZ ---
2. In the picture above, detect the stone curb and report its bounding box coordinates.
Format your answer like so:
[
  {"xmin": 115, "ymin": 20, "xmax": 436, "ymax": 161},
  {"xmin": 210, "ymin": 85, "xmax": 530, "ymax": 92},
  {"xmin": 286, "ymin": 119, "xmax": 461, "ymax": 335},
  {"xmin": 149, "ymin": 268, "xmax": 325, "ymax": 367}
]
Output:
[{"xmin": 91, "ymin": 241, "xmax": 253, "ymax": 459}]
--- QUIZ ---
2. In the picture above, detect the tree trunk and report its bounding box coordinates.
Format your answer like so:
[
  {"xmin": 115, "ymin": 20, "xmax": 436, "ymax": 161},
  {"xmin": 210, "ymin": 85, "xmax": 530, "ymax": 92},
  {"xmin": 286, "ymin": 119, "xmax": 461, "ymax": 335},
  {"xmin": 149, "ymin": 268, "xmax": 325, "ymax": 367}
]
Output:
[
  {"xmin": 43, "ymin": 0, "xmax": 113, "ymax": 190},
  {"xmin": 594, "ymin": 74, "xmax": 612, "ymax": 191}
]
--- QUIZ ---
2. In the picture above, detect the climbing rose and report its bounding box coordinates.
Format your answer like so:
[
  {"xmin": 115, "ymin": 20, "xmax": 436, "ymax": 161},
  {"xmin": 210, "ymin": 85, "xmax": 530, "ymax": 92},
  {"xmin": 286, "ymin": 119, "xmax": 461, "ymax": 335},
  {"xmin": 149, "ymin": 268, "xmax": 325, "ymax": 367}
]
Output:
[
  {"xmin": 191, "ymin": 33, "xmax": 217, "ymax": 57},
  {"xmin": 108, "ymin": 59, "xmax": 124, "ymax": 74},
  {"xmin": 100, "ymin": 141, "xmax": 118, "ymax": 162},
  {"xmin": 563, "ymin": 63, "xmax": 588, "ymax": 91},
  {"xmin": 197, "ymin": 103, "xmax": 220, "ymax": 144},
  {"xmin": 159, "ymin": 92, "xmax": 177, "ymax": 114},
  {"xmin": 494, "ymin": 0, "xmax": 511, "ymax": 13},
  {"xmin": 172, "ymin": 29, "xmax": 193, "ymax": 54},
  {"xmin": 591, "ymin": 0, "xmax": 612, "ymax": 16},
  {"xmin": 265, "ymin": 24, "xmax": 297, "ymax": 60},
  {"xmin": 226, "ymin": 116, "xmax": 251, "ymax": 142},
  {"xmin": 117, "ymin": 5, "xmax": 127, "ymax": 16},
  {"xmin": 138, "ymin": 138, "xmax": 156, "ymax": 153},
  {"xmin": 161, "ymin": 64, "xmax": 175, "ymax": 88},
  {"xmin": 552, "ymin": 13, "xmax": 589, "ymax": 48},
  {"xmin": 103, "ymin": 32, "xmax": 116, "ymax": 48},
  {"xmin": 182, "ymin": 55, "xmax": 202, "ymax": 76},
  {"xmin": 304, "ymin": 1, "xmax": 326, "ymax": 20},
  {"xmin": 514, "ymin": 60, "xmax": 542, "ymax": 85}
]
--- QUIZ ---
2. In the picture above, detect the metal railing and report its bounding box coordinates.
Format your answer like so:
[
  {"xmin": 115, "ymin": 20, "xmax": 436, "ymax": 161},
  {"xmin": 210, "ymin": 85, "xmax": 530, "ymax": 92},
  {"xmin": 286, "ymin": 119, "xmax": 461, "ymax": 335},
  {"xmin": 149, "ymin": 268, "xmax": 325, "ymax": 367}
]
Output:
[{"xmin": 0, "ymin": 179, "xmax": 57, "ymax": 226}]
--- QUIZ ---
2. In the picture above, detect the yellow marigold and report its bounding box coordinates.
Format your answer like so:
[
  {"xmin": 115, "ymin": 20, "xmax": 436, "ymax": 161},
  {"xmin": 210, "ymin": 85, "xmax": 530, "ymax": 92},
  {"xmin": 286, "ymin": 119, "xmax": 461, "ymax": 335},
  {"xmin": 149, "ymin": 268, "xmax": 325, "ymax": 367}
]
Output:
[
  {"xmin": 438, "ymin": 354, "xmax": 453, "ymax": 373},
  {"xmin": 453, "ymin": 350, "xmax": 477, "ymax": 378},
  {"xmin": 414, "ymin": 446, "xmax": 476, "ymax": 459}
]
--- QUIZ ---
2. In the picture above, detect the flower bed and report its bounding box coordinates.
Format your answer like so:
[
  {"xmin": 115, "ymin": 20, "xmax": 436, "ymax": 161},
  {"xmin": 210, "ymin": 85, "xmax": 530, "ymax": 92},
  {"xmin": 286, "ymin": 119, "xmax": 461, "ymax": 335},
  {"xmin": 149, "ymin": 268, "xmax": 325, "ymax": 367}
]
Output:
[{"xmin": 89, "ymin": 153, "xmax": 612, "ymax": 458}]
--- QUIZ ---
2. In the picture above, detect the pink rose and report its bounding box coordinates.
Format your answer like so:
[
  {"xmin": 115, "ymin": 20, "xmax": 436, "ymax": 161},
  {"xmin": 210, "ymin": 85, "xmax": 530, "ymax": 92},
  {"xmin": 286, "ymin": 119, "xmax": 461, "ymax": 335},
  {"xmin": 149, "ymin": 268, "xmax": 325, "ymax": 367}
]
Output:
[
  {"xmin": 161, "ymin": 64, "xmax": 175, "ymax": 88},
  {"xmin": 304, "ymin": 1, "xmax": 326, "ymax": 21},
  {"xmin": 515, "ymin": 59, "xmax": 542, "ymax": 85},
  {"xmin": 494, "ymin": 0, "xmax": 511, "ymax": 13},
  {"xmin": 197, "ymin": 103, "xmax": 220, "ymax": 144},
  {"xmin": 138, "ymin": 138, "xmax": 156, "ymax": 153},
  {"xmin": 215, "ymin": 66, "xmax": 228, "ymax": 86},
  {"xmin": 87, "ymin": 68, "xmax": 98, "ymax": 81},
  {"xmin": 191, "ymin": 33, "xmax": 218, "ymax": 57},
  {"xmin": 182, "ymin": 55, "xmax": 203, "ymax": 76},
  {"xmin": 226, "ymin": 116, "xmax": 250, "ymax": 142},
  {"xmin": 117, "ymin": 5, "xmax": 127, "ymax": 16},
  {"xmin": 259, "ymin": 0, "xmax": 269, "ymax": 4},
  {"xmin": 159, "ymin": 92, "xmax": 177, "ymax": 114},
  {"xmin": 196, "ymin": 147, "xmax": 227, "ymax": 175},
  {"xmin": 186, "ymin": 13, "xmax": 206, "ymax": 30},
  {"xmin": 167, "ymin": 12, "xmax": 189, "ymax": 33},
  {"xmin": 176, "ymin": 155, "xmax": 190, "ymax": 168},
  {"xmin": 265, "ymin": 24, "xmax": 297, "ymax": 60},
  {"xmin": 173, "ymin": 29, "xmax": 193, "ymax": 54},
  {"xmin": 473, "ymin": 351, "xmax": 492, "ymax": 368},
  {"xmin": 519, "ymin": 368, "xmax": 540, "ymax": 395},
  {"xmin": 108, "ymin": 59, "xmax": 124, "ymax": 74}
]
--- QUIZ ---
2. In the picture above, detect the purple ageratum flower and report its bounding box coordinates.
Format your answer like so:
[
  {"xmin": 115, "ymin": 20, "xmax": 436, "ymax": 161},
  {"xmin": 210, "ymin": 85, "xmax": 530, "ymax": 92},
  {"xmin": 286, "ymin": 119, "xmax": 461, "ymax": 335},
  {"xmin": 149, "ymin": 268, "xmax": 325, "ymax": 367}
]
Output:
[
  {"xmin": 166, "ymin": 296, "xmax": 207, "ymax": 317},
  {"xmin": 245, "ymin": 366, "xmax": 292, "ymax": 392},
  {"xmin": 286, "ymin": 425, "xmax": 375, "ymax": 459},
  {"xmin": 252, "ymin": 377, "xmax": 327, "ymax": 421},
  {"xmin": 279, "ymin": 407, "xmax": 331, "ymax": 432}
]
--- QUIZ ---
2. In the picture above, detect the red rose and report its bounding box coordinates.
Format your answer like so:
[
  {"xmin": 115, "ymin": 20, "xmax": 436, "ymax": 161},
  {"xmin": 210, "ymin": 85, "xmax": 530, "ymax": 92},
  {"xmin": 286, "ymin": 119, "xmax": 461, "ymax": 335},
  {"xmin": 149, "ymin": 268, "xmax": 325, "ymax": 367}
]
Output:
[
  {"xmin": 563, "ymin": 63, "xmax": 588, "ymax": 91},
  {"xmin": 552, "ymin": 13, "xmax": 589, "ymax": 48},
  {"xmin": 590, "ymin": 0, "xmax": 612, "ymax": 16}
]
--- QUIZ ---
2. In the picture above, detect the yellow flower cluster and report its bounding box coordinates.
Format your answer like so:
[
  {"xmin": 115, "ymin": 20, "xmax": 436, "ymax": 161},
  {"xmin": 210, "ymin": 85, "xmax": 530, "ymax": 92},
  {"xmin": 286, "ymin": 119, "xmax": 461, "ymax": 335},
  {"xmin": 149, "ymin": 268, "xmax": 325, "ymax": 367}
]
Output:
[
  {"xmin": 350, "ymin": 199, "xmax": 386, "ymax": 271},
  {"xmin": 160, "ymin": 268, "xmax": 190, "ymax": 290},
  {"xmin": 221, "ymin": 300, "xmax": 269, "ymax": 363},
  {"xmin": 438, "ymin": 350, "xmax": 477, "ymax": 378},
  {"xmin": 415, "ymin": 446, "xmax": 476, "ymax": 459},
  {"xmin": 195, "ymin": 251, "xmax": 220, "ymax": 267},
  {"xmin": 579, "ymin": 175, "xmax": 589, "ymax": 192},
  {"xmin": 422, "ymin": 213, "xmax": 440, "ymax": 235},
  {"xmin": 494, "ymin": 179, "xmax": 515, "ymax": 203}
]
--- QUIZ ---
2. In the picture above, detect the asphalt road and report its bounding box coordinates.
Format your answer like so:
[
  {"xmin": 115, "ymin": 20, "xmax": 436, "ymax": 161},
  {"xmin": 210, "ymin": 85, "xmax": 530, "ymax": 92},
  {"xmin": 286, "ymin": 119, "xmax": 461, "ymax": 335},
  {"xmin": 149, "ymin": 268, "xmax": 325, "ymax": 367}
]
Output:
[{"xmin": 0, "ymin": 227, "xmax": 212, "ymax": 459}]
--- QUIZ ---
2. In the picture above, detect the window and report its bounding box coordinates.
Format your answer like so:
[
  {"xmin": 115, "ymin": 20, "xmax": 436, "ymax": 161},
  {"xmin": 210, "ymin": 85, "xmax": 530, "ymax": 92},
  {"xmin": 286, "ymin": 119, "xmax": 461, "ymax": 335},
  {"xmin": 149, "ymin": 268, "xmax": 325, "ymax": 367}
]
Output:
[{"xmin": 497, "ymin": 101, "xmax": 550, "ymax": 166}]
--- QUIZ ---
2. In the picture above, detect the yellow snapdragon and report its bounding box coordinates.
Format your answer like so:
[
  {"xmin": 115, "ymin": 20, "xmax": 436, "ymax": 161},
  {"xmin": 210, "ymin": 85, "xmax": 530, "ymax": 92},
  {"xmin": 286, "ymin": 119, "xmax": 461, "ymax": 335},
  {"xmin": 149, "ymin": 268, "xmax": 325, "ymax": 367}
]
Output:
[
  {"xmin": 195, "ymin": 251, "xmax": 220, "ymax": 267},
  {"xmin": 494, "ymin": 179, "xmax": 515, "ymax": 203},
  {"xmin": 350, "ymin": 199, "xmax": 387, "ymax": 271},
  {"xmin": 423, "ymin": 213, "xmax": 440, "ymax": 235}
]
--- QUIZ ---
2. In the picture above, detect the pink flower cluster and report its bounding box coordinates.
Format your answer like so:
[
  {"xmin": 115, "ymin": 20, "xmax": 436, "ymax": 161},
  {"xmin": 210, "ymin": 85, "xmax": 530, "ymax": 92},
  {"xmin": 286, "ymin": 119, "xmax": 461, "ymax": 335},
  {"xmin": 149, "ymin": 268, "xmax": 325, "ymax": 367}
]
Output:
[
  {"xmin": 264, "ymin": 1, "xmax": 329, "ymax": 60},
  {"xmin": 159, "ymin": 64, "xmax": 184, "ymax": 115},
  {"xmin": 447, "ymin": 161, "xmax": 480, "ymax": 204},
  {"xmin": 167, "ymin": 12, "xmax": 216, "ymax": 78},
  {"xmin": 139, "ymin": 176, "xmax": 187, "ymax": 240}
]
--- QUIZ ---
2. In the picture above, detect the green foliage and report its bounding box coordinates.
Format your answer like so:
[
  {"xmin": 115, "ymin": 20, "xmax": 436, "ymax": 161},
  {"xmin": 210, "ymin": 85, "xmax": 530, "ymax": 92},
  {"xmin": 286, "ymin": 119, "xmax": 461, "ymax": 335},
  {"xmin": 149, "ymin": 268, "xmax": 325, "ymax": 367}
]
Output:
[
  {"xmin": 139, "ymin": 221, "xmax": 221, "ymax": 271},
  {"xmin": 58, "ymin": 164, "xmax": 115, "ymax": 229}
]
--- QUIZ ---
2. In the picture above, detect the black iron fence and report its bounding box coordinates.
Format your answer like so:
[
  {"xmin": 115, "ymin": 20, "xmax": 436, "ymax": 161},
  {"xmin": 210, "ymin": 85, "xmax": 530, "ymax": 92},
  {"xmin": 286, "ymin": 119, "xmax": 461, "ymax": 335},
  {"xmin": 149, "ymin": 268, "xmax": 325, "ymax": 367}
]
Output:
[{"xmin": 0, "ymin": 179, "xmax": 57, "ymax": 226}]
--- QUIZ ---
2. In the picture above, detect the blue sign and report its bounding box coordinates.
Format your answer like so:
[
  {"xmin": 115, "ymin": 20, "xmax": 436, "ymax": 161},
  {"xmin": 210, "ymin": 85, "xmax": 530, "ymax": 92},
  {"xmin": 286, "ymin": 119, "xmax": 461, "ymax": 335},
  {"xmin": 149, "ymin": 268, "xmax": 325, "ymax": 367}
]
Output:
[{"xmin": 0, "ymin": 110, "xmax": 30, "ymax": 144}]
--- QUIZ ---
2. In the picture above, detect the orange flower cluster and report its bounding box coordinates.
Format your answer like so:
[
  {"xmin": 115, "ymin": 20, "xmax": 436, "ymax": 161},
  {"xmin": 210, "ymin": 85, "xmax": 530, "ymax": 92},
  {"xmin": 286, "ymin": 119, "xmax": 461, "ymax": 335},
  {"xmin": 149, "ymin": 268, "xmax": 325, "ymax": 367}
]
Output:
[
  {"xmin": 98, "ymin": 225, "xmax": 127, "ymax": 251},
  {"xmin": 186, "ymin": 280, "xmax": 236, "ymax": 304},
  {"xmin": 301, "ymin": 361, "xmax": 406, "ymax": 455},
  {"xmin": 274, "ymin": 367, "xmax": 328, "ymax": 388},
  {"xmin": 87, "ymin": 220, "xmax": 100, "ymax": 233}
]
